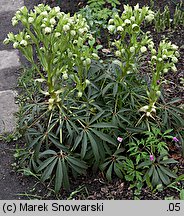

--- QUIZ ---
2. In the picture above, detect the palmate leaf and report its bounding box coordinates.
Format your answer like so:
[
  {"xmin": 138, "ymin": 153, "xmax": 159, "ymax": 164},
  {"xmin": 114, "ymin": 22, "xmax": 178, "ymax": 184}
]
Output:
[{"xmin": 55, "ymin": 158, "xmax": 63, "ymax": 193}]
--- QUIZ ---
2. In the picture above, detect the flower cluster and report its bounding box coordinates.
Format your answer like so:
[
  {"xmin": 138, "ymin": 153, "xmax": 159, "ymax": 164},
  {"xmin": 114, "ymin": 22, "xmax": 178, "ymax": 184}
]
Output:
[
  {"xmin": 4, "ymin": 4, "xmax": 100, "ymax": 102},
  {"xmin": 107, "ymin": 5, "xmax": 154, "ymax": 78},
  {"xmin": 108, "ymin": 4, "xmax": 154, "ymax": 35},
  {"xmin": 149, "ymin": 40, "xmax": 179, "ymax": 74}
]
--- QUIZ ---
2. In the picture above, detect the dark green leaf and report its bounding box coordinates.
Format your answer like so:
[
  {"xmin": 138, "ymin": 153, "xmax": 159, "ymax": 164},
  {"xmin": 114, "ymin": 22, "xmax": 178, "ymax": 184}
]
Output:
[
  {"xmin": 160, "ymin": 159, "xmax": 178, "ymax": 165},
  {"xmin": 102, "ymin": 83, "xmax": 114, "ymax": 96},
  {"xmin": 137, "ymin": 160, "xmax": 152, "ymax": 169},
  {"xmin": 90, "ymin": 128, "xmax": 116, "ymax": 145},
  {"xmin": 55, "ymin": 158, "xmax": 63, "ymax": 193},
  {"xmin": 81, "ymin": 132, "xmax": 88, "ymax": 158},
  {"xmin": 62, "ymin": 159, "xmax": 70, "ymax": 190},
  {"xmin": 89, "ymin": 110, "xmax": 105, "ymax": 124},
  {"xmin": 73, "ymin": 131, "xmax": 83, "ymax": 151},
  {"xmin": 100, "ymin": 159, "xmax": 111, "ymax": 171},
  {"xmin": 180, "ymin": 189, "xmax": 184, "ymax": 200},
  {"xmin": 87, "ymin": 132, "xmax": 100, "ymax": 162},
  {"xmin": 114, "ymin": 163, "xmax": 124, "ymax": 179},
  {"xmin": 157, "ymin": 167, "xmax": 170, "ymax": 185},
  {"xmin": 106, "ymin": 162, "xmax": 113, "ymax": 181},
  {"xmin": 37, "ymin": 156, "xmax": 56, "ymax": 172},
  {"xmin": 159, "ymin": 165, "xmax": 177, "ymax": 179},
  {"xmin": 39, "ymin": 150, "xmax": 57, "ymax": 158},
  {"xmin": 41, "ymin": 158, "xmax": 57, "ymax": 182},
  {"xmin": 91, "ymin": 122, "xmax": 118, "ymax": 128},
  {"xmin": 28, "ymin": 135, "xmax": 42, "ymax": 149},
  {"xmin": 67, "ymin": 156, "xmax": 87, "ymax": 170},
  {"xmin": 152, "ymin": 166, "xmax": 159, "ymax": 186}
]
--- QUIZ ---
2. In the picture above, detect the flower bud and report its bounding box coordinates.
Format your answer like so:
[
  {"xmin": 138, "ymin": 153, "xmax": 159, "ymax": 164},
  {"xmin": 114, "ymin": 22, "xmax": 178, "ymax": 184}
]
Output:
[
  {"xmin": 44, "ymin": 27, "xmax": 52, "ymax": 34},
  {"xmin": 54, "ymin": 6, "xmax": 60, "ymax": 13},
  {"xmin": 28, "ymin": 17, "xmax": 34, "ymax": 23},
  {"xmin": 156, "ymin": 91, "xmax": 161, "ymax": 97},
  {"xmin": 171, "ymin": 44, "xmax": 178, "ymax": 50},
  {"xmin": 20, "ymin": 40, "xmax": 28, "ymax": 46},
  {"xmin": 158, "ymin": 58, "xmax": 162, "ymax": 62},
  {"xmin": 62, "ymin": 73, "xmax": 68, "ymax": 80},
  {"xmin": 117, "ymin": 26, "xmax": 123, "ymax": 32},
  {"xmin": 12, "ymin": 18, "xmax": 18, "ymax": 26},
  {"xmin": 50, "ymin": 18, "xmax": 56, "ymax": 25},
  {"xmin": 92, "ymin": 53, "xmax": 99, "ymax": 59},
  {"xmin": 130, "ymin": 16, "xmax": 135, "ymax": 22},
  {"xmin": 108, "ymin": 25, "xmax": 115, "ymax": 33},
  {"xmin": 55, "ymin": 32, "xmax": 61, "ymax": 37},
  {"xmin": 77, "ymin": 91, "xmax": 82, "ymax": 97},
  {"xmin": 171, "ymin": 65, "xmax": 177, "ymax": 72},
  {"xmin": 70, "ymin": 30, "xmax": 76, "ymax": 36},
  {"xmin": 85, "ymin": 79, "xmax": 90, "ymax": 85},
  {"xmin": 162, "ymin": 54, "xmax": 167, "ymax": 59},
  {"xmin": 3, "ymin": 38, "xmax": 10, "ymax": 44},
  {"xmin": 163, "ymin": 68, "xmax": 168, "ymax": 73},
  {"xmin": 145, "ymin": 14, "xmax": 154, "ymax": 22},
  {"xmin": 86, "ymin": 58, "xmax": 91, "ymax": 65},
  {"xmin": 13, "ymin": 42, "xmax": 19, "ymax": 48},
  {"xmin": 124, "ymin": 19, "xmax": 131, "ymax": 25},
  {"xmin": 132, "ymin": 24, "xmax": 139, "ymax": 32},
  {"xmin": 41, "ymin": 11, "xmax": 48, "ymax": 16},
  {"xmin": 140, "ymin": 46, "xmax": 147, "ymax": 53},
  {"xmin": 63, "ymin": 24, "xmax": 70, "ymax": 32},
  {"xmin": 130, "ymin": 46, "xmax": 135, "ymax": 53},
  {"xmin": 25, "ymin": 35, "xmax": 31, "ymax": 40},
  {"xmin": 108, "ymin": 19, "xmax": 114, "ymax": 24},
  {"xmin": 175, "ymin": 51, "xmax": 180, "ymax": 57},
  {"xmin": 172, "ymin": 56, "xmax": 178, "ymax": 63},
  {"xmin": 41, "ymin": 24, "xmax": 46, "ymax": 28},
  {"xmin": 151, "ymin": 56, "xmax": 157, "ymax": 61},
  {"xmin": 115, "ymin": 50, "xmax": 121, "ymax": 57},
  {"xmin": 151, "ymin": 49, "xmax": 156, "ymax": 54}
]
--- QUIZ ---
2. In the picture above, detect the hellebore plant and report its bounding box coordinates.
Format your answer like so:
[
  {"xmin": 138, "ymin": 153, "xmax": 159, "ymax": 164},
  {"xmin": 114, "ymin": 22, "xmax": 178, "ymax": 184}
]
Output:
[
  {"xmin": 140, "ymin": 40, "xmax": 179, "ymax": 117},
  {"xmin": 4, "ymin": 4, "xmax": 182, "ymax": 192},
  {"xmin": 108, "ymin": 4, "xmax": 154, "ymax": 79},
  {"xmin": 4, "ymin": 4, "xmax": 99, "ymax": 109},
  {"xmin": 107, "ymin": 4, "xmax": 179, "ymax": 118}
]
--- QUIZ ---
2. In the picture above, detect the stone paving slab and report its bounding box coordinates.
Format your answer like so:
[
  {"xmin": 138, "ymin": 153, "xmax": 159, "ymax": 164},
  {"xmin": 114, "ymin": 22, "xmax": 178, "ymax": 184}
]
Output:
[
  {"xmin": 0, "ymin": 0, "xmax": 24, "ymax": 13},
  {"xmin": 0, "ymin": 11, "xmax": 22, "ymax": 51},
  {"xmin": 0, "ymin": 90, "xmax": 18, "ymax": 134},
  {"xmin": 0, "ymin": 50, "xmax": 21, "ymax": 70},
  {"xmin": 0, "ymin": 67, "xmax": 19, "ymax": 91}
]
